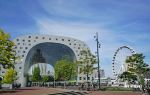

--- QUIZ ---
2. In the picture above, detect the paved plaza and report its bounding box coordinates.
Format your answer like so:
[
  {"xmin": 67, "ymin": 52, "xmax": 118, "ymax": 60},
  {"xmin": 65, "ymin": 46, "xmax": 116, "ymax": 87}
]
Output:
[{"xmin": 0, "ymin": 87, "xmax": 142, "ymax": 95}]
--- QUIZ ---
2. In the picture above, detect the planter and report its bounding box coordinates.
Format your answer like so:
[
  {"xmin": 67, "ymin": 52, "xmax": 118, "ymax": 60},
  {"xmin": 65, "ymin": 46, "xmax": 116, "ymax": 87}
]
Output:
[
  {"xmin": 13, "ymin": 83, "xmax": 21, "ymax": 88},
  {"xmin": 2, "ymin": 84, "xmax": 13, "ymax": 89},
  {"xmin": 147, "ymin": 89, "xmax": 150, "ymax": 95}
]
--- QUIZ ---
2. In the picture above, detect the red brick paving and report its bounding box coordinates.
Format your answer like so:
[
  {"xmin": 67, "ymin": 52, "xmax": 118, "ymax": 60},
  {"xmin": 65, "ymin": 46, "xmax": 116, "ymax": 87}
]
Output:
[
  {"xmin": 89, "ymin": 91, "xmax": 142, "ymax": 95},
  {"xmin": 0, "ymin": 87, "xmax": 67, "ymax": 95},
  {"xmin": 0, "ymin": 87, "xmax": 142, "ymax": 95}
]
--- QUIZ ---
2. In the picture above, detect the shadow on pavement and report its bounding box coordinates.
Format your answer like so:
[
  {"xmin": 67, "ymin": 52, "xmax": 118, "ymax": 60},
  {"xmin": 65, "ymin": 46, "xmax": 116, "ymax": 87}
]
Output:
[
  {"xmin": 48, "ymin": 91, "xmax": 89, "ymax": 95},
  {"xmin": 17, "ymin": 88, "xmax": 40, "ymax": 90},
  {"xmin": 0, "ymin": 90, "xmax": 21, "ymax": 93},
  {"xmin": 0, "ymin": 88, "xmax": 39, "ymax": 94}
]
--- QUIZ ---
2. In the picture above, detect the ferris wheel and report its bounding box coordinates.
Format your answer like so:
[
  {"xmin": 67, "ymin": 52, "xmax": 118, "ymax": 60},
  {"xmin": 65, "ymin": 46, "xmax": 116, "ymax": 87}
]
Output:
[{"xmin": 112, "ymin": 46, "xmax": 136, "ymax": 77}]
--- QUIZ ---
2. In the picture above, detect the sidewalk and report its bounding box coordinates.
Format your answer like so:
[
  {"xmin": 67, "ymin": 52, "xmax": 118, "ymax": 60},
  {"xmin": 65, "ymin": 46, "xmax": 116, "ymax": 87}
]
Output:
[
  {"xmin": 0, "ymin": 87, "xmax": 142, "ymax": 95},
  {"xmin": 0, "ymin": 87, "xmax": 65, "ymax": 95},
  {"xmin": 0, "ymin": 87, "xmax": 88, "ymax": 95}
]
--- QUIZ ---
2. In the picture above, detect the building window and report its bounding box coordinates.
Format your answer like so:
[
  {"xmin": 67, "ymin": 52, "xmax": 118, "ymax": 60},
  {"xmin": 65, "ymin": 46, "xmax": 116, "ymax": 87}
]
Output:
[
  {"xmin": 28, "ymin": 40, "xmax": 30, "ymax": 42},
  {"xmin": 42, "ymin": 37, "xmax": 45, "ymax": 39},
  {"xmin": 22, "ymin": 39, "xmax": 25, "ymax": 42},
  {"xmin": 49, "ymin": 38, "xmax": 51, "ymax": 40},
  {"xmin": 19, "ymin": 67, "xmax": 22, "ymax": 69},
  {"xmin": 56, "ymin": 38, "xmax": 58, "ymax": 40},
  {"xmin": 2, "ymin": 71, "xmax": 5, "ymax": 73},
  {"xmin": 28, "ymin": 36, "xmax": 31, "ymax": 38},
  {"xmin": 62, "ymin": 39, "xmax": 64, "ymax": 41},
  {"xmin": 83, "ymin": 77, "xmax": 86, "ymax": 80},
  {"xmin": 92, "ymin": 77, "xmax": 94, "ymax": 80},
  {"xmin": 18, "ymin": 43, "xmax": 20, "ymax": 45},
  {"xmin": 74, "ymin": 43, "xmax": 76, "ymax": 46},
  {"xmin": 28, "ymin": 44, "xmax": 31, "ymax": 46},
  {"xmin": 25, "ymin": 47, "xmax": 28, "ymax": 49},
  {"xmin": 36, "ymin": 36, "xmax": 38, "ymax": 39},
  {"xmin": 68, "ymin": 39, "xmax": 70, "ymax": 41},
  {"xmin": 16, "ymin": 39, "xmax": 19, "ymax": 41},
  {"xmin": 69, "ymin": 43, "xmax": 71, "ymax": 45},
  {"xmin": 78, "ymin": 47, "xmax": 80, "ymax": 49},
  {"xmin": 88, "ymin": 77, "xmax": 90, "ymax": 80},
  {"xmin": 22, "ymin": 55, "xmax": 24, "ymax": 57},
  {"xmin": 23, "ymin": 51, "xmax": 25, "ymax": 53},
  {"xmin": 79, "ymin": 77, "xmax": 82, "ymax": 80},
  {"xmin": 20, "ymin": 47, "xmax": 23, "ymax": 49}
]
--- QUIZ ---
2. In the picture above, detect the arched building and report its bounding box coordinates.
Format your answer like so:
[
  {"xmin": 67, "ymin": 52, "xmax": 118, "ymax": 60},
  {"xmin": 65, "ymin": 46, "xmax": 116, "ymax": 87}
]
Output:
[{"xmin": 0, "ymin": 34, "xmax": 91, "ymax": 87}]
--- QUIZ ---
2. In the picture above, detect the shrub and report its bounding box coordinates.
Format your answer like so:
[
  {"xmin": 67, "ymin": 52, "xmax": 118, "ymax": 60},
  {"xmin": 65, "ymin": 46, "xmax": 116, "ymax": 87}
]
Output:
[
  {"xmin": 42, "ymin": 76, "xmax": 49, "ymax": 82},
  {"xmin": 99, "ymin": 87, "xmax": 133, "ymax": 91}
]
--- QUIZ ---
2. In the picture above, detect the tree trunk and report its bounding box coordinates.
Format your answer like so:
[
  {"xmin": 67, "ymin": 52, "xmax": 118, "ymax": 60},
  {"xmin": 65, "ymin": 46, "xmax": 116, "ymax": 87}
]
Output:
[
  {"xmin": 127, "ymin": 80, "xmax": 130, "ymax": 88},
  {"xmin": 64, "ymin": 81, "xmax": 66, "ymax": 89},
  {"xmin": 86, "ymin": 74, "xmax": 90, "ymax": 91},
  {"xmin": 87, "ymin": 74, "xmax": 89, "ymax": 83},
  {"xmin": 140, "ymin": 77, "xmax": 145, "ymax": 93}
]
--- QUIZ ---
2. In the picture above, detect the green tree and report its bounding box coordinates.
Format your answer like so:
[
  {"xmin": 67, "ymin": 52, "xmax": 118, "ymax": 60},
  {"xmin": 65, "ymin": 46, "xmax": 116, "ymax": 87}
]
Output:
[
  {"xmin": 126, "ymin": 53, "xmax": 149, "ymax": 92},
  {"xmin": 2, "ymin": 68, "xmax": 17, "ymax": 84},
  {"xmin": 32, "ymin": 66, "xmax": 41, "ymax": 82},
  {"xmin": 54, "ymin": 59, "xmax": 76, "ymax": 81},
  {"xmin": 0, "ymin": 29, "xmax": 16, "ymax": 68},
  {"xmin": 42, "ymin": 75, "xmax": 49, "ymax": 82},
  {"xmin": 78, "ymin": 49, "xmax": 96, "ymax": 82},
  {"xmin": 119, "ymin": 71, "xmax": 137, "ymax": 87}
]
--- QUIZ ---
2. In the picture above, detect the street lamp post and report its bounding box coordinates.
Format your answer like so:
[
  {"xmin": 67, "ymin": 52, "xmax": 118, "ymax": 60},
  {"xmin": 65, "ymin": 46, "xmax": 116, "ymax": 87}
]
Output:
[{"xmin": 94, "ymin": 32, "xmax": 101, "ymax": 89}]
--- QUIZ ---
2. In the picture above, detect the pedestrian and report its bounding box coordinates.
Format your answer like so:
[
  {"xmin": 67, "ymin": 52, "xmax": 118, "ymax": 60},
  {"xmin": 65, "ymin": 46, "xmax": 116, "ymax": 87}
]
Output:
[
  {"xmin": 93, "ymin": 83, "xmax": 96, "ymax": 91},
  {"xmin": 81, "ymin": 83, "xmax": 84, "ymax": 90}
]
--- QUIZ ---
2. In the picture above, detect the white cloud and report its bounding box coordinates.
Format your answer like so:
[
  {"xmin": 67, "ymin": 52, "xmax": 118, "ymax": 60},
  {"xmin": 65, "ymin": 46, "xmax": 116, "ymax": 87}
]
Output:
[
  {"xmin": 38, "ymin": 0, "xmax": 94, "ymax": 18},
  {"xmin": 36, "ymin": 19, "xmax": 98, "ymax": 40},
  {"xmin": 34, "ymin": 18, "xmax": 132, "ymax": 77}
]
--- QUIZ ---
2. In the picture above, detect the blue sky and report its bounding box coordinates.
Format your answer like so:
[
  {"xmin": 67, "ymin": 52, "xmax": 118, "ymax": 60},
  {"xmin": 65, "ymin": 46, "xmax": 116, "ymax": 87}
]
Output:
[{"xmin": 0, "ymin": 0, "xmax": 150, "ymax": 77}]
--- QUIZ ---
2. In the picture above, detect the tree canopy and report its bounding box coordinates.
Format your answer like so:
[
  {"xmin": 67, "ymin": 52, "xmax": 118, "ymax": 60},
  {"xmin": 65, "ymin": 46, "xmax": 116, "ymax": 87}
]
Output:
[
  {"xmin": 0, "ymin": 29, "xmax": 16, "ymax": 68},
  {"xmin": 120, "ymin": 53, "xmax": 149, "ymax": 91},
  {"xmin": 2, "ymin": 68, "xmax": 17, "ymax": 84},
  {"xmin": 54, "ymin": 58, "xmax": 76, "ymax": 81},
  {"xmin": 78, "ymin": 49, "xmax": 96, "ymax": 81},
  {"xmin": 42, "ymin": 75, "xmax": 49, "ymax": 82},
  {"xmin": 32, "ymin": 66, "xmax": 41, "ymax": 82},
  {"xmin": 119, "ymin": 71, "xmax": 137, "ymax": 87}
]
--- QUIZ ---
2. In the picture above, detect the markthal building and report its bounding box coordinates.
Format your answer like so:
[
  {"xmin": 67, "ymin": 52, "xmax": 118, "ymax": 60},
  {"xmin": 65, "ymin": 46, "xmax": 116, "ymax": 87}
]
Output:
[{"xmin": 0, "ymin": 35, "xmax": 90, "ymax": 87}]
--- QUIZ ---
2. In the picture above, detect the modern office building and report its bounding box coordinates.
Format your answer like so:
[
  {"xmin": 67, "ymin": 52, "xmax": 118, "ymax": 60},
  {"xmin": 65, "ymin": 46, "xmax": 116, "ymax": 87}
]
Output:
[
  {"xmin": 77, "ymin": 67, "xmax": 106, "ymax": 84},
  {"xmin": 0, "ymin": 34, "xmax": 90, "ymax": 87}
]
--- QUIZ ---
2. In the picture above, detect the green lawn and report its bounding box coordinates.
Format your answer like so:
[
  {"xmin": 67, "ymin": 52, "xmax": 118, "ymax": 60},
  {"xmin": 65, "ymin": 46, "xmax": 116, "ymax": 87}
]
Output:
[{"xmin": 99, "ymin": 87, "xmax": 137, "ymax": 91}]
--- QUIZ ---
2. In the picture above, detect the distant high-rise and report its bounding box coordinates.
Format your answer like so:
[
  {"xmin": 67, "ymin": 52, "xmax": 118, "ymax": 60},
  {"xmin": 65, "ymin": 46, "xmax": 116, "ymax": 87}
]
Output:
[{"xmin": 93, "ymin": 68, "xmax": 105, "ymax": 79}]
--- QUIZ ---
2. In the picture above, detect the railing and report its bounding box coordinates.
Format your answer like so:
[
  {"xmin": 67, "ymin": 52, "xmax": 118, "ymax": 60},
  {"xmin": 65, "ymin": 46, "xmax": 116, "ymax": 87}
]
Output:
[
  {"xmin": 27, "ymin": 81, "xmax": 98, "ymax": 91},
  {"xmin": 27, "ymin": 81, "xmax": 77, "ymax": 87}
]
